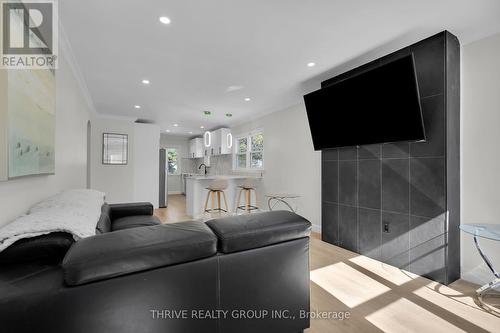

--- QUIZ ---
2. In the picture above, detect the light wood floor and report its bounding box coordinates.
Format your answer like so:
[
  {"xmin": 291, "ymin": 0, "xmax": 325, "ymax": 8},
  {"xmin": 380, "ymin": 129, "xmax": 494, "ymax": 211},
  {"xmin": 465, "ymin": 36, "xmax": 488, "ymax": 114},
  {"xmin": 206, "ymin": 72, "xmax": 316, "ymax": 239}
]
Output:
[
  {"xmin": 155, "ymin": 194, "xmax": 192, "ymax": 223},
  {"xmin": 156, "ymin": 195, "xmax": 500, "ymax": 332},
  {"xmin": 308, "ymin": 236, "xmax": 500, "ymax": 333}
]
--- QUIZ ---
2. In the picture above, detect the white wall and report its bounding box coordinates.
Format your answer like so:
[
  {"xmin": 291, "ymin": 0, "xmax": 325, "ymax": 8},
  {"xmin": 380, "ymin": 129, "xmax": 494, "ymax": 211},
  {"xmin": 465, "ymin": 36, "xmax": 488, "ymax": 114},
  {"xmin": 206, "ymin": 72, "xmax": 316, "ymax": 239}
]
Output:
[
  {"xmin": 90, "ymin": 117, "xmax": 135, "ymax": 203},
  {"xmin": 134, "ymin": 123, "xmax": 160, "ymax": 205},
  {"xmin": 0, "ymin": 67, "xmax": 7, "ymax": 181},
  {"xmin": 160, "ymin": 134, "xmax": 190, "ymax": 194},
  {"xmin": 461, "ymin": 32, "xmax": 500, "ymax": 284},
  {"xmin": 232, "ymin": 103, "xmax": 322, "ymax": 231},
  {"xmin": 90, "ymin": 118, "xmax": 160, "ymax": 206},
  {"xmin": 0, "ymin": 48, "xmax": 91, "ymax": 227}
]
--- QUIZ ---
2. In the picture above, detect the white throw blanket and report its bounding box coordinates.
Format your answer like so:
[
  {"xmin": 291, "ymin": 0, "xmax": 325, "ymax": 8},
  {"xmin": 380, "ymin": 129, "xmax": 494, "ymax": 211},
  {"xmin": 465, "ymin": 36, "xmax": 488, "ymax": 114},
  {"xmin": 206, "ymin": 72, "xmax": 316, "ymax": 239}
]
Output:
[{"xmin": 0, "ymin": 189, "xmax": 105, "ymax": 252}]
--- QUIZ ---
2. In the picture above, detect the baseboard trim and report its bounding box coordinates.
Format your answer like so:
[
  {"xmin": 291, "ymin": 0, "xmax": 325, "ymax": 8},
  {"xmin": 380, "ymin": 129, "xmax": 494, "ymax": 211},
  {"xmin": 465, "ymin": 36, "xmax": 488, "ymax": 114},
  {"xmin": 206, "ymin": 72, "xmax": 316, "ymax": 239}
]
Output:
[{"xmin": 462, "ymin": 264, "xmax": 500, "ymax": 290}]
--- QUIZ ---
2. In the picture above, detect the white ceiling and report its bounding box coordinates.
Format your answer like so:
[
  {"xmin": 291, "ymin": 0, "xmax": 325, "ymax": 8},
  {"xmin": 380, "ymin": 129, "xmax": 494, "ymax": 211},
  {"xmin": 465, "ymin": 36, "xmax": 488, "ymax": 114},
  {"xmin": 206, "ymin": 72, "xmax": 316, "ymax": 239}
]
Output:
[{"xmin": 60, "ymin": 0, "xmax": 500, "ymax": 136}]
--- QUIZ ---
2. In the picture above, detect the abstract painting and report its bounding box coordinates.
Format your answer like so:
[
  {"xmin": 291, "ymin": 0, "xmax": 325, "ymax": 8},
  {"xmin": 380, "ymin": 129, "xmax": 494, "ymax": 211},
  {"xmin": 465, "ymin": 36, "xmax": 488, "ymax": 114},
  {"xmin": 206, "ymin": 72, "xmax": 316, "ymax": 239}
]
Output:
[{"xmin": 7, "ymin": 68, "xmax": 55, "ymax": 178}]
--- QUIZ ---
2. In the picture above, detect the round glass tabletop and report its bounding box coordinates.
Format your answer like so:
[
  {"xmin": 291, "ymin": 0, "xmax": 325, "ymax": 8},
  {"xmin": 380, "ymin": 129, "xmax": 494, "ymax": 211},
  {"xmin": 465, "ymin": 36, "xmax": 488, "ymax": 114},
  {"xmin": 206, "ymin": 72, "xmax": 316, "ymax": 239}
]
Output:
[
  {"xmin": 265, "ymin": 194, "xmax": 301, "ymax": 199},
  {"xmin": 460, "ymin": 224, "xmax": 500, "ymax": 241}
]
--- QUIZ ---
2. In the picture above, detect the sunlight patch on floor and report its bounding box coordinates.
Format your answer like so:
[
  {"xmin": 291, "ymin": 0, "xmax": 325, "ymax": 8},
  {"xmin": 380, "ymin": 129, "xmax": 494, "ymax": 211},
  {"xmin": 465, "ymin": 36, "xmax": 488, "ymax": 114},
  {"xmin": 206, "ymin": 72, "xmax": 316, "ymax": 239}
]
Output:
[
  {"xmin": 349, "ymin": 255, "xmax": 417, "ymax": 286},
  {"xmin": 413, "ymin": 283, "xmax": 500, "ymax": 332},
  {"xmin": 310, "ymin": 262, "xmax": 390, "ymax": 308},
  {"xmin": 365, "ymin": 298, "xmax": 466, "ymax": 333}
]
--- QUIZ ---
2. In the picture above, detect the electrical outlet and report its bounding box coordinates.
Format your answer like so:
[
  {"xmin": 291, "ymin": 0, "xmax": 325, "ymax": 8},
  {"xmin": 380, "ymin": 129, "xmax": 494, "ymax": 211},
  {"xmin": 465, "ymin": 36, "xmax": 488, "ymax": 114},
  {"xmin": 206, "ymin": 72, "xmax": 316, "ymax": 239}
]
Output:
[{"xmin": 383, "ymin": 223, "xmax": 390, "ymax": 233}]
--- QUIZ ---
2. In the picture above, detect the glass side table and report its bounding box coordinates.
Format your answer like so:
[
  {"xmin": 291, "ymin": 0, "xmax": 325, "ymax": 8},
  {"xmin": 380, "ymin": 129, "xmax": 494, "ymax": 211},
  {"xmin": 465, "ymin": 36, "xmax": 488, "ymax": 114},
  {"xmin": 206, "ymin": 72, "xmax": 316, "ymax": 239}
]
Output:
[
  {"xmin": 460, "ymin": 224, "xmax": 500, "ymax": 316},
  {"xmin": 265, "ymin": 194, "xmax": 301, "ymax": 213}
]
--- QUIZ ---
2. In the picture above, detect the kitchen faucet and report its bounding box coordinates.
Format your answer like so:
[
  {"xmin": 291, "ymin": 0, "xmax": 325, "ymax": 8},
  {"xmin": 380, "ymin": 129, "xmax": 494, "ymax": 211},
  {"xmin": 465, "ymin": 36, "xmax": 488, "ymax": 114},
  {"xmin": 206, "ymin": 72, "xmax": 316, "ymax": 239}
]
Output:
[{"xmin": 199, "ymin": 163, "xmax": 208, "ymax": 176}]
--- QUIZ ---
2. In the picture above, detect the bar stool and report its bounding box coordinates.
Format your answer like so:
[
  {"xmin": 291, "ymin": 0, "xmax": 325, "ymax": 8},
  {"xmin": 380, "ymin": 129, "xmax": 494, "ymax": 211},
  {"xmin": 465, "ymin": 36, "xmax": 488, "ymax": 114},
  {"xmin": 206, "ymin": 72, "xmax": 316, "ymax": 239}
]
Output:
[
  {"xmin": 235, "ymin": 178, "xmax": 259, "ymax": 213},
  {"xmin": 204, "ymin": 178, "xmax": 229, "ymax": 213}
]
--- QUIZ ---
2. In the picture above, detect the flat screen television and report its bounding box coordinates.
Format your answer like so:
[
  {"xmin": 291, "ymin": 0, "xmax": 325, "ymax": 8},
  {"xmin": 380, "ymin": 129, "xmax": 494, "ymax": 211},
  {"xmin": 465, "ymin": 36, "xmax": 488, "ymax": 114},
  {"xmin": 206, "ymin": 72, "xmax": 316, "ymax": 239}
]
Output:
[{"xmin": 304, "ymin": 55, "xmax": 425, "ymax": 150}]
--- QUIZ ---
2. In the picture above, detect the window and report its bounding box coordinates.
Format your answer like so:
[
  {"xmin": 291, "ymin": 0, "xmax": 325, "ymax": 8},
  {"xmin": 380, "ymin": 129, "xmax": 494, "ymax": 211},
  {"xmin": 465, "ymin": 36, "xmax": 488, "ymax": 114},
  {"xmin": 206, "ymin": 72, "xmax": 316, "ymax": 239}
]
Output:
[
  {"xmin": 236, "ymin": 137, "xmax": 247, "ymax": 169},
  {"xmin": 167, "ymin": 148, "xmax": 179, "ymax": 175},
  {"xmin": 102, "ymin": 133, "xmax": 128, "ymax": 165},
  {"xmin": 233, "ymin": 130, "xmax": 264, "ymax": 171}
]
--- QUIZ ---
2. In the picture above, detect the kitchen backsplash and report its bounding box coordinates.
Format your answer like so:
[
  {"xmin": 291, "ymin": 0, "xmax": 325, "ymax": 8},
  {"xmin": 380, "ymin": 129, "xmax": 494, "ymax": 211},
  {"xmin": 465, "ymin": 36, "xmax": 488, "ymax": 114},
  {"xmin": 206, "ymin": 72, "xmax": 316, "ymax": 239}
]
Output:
[
  {"xmin": 181, "ymin": 155, "xmax": 232, "ymax": 175},
  {"xmin": 181, "ymin": 155, "xmax": 264, "ymax": 177},
  {"xmin": 181, "ymin": 158, "xmax": 199, "ymax": 174},
  {"xmin": 206, "ymin": 155, "xmax": 233, "ymax": 175}
]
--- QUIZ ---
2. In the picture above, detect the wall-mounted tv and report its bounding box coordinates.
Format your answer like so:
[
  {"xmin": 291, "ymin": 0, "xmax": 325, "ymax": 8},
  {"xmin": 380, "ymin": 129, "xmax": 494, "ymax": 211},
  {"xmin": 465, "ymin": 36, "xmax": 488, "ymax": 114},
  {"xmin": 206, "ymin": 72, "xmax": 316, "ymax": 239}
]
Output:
[{"xmin": 304, "ymin": 55, "xmax": 425, "ymax": 150}]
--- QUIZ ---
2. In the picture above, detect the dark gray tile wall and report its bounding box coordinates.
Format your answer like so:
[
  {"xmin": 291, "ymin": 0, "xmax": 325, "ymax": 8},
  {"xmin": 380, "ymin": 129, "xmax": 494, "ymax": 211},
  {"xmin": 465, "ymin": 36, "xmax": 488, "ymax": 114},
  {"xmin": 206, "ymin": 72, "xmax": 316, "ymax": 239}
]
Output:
[
  {"xmin": 444, "ymin": 32, "xmax": 461, "ymax": 283},
  {"xmin": 410, "ymin": 157, "xmax": 446, "ymax": 217},
  {"xmin": 382, "ymin": 159, "xmax": 409, "ymax": 213},
  {"xmin": 381, "ymin": 211, "xmax": 410, "ymax": 269},
  {"xmin": 339, "ymin": 205, "xmax": 358, "ymax": 252},
  {"xmin": 410, "ymin": 95, "xmax": 445, "ymax": 157},
  {"xmin": 320, "ymin": 31, "xmax": 460, "ymax": 285},
  {"xmin": 322, "ymin": 202, "xmax": 339, "ymax": 245},
  {"xmin": 358, "ymin": 208, "xmax": 381, "ymax": 260},
  {"xmin": 339, "ymin": 161, "xmax": 357, "ymax": 206},
  {"xmin": 322, "ymin": 161, "xmax": 338, "ymax": 203},
  {"xmin": 358, "ymin": 160, "xmax": 381, "ymax": 209}
]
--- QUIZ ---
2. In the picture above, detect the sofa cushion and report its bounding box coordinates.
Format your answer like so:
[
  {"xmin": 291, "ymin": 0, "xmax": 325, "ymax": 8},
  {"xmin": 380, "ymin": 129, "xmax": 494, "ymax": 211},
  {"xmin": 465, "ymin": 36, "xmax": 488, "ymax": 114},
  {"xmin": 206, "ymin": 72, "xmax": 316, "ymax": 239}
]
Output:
[
  {"xmin": 112, "ymin": 215, "xmax": 161, "ymax": 231},
  {"xmin": 206, "ymin": 211, "xmax": 311, "ymax": 253},
  {"xmin": 63, "ymin": 221, "xmax": 217, "ymax": 286},
  {"xmin": 96, "ymin": 204, "xmax": 112, "ymax": 234},
  {"xmin": 0, "ymin": 232, "xmax": 74, "ymax": 265},
  {"xmin": 109, "ymin": 202, "xmax": 154, "ymax": 220}
]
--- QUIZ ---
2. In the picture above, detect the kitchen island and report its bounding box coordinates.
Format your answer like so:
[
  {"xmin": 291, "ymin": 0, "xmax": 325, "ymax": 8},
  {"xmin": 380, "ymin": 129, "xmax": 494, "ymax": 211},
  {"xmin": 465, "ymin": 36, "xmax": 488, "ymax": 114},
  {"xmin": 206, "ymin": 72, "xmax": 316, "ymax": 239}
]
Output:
[{"xmin": 185, "ymin": 175, "xmax": 262, "ymax": 217}]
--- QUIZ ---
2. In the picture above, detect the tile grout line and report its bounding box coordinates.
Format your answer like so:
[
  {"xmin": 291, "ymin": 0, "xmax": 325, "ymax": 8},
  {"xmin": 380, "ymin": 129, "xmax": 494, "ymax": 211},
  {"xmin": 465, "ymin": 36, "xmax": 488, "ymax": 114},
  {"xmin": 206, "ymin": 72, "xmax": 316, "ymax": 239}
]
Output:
[
  {"xmin": 356, "ymin": 146, "xmax": 359, "ymax": 253},
  {"xmin": 323, "ymin": 200, "xmax": 441, "ymax": 221},
  {"xmin": 338, "ymin": 155, "xmax": 446, "ymax": 162},
  {"xmin": 380, "ymin": 144, "xmax": 383, "ymax": 260},
  {"xmin": 407, "ymin": 142, "xmax": 412, "ymax": 271},
  {"xmin": 337, "ymin": 149, "xmax": 340, "ymax": 246}
]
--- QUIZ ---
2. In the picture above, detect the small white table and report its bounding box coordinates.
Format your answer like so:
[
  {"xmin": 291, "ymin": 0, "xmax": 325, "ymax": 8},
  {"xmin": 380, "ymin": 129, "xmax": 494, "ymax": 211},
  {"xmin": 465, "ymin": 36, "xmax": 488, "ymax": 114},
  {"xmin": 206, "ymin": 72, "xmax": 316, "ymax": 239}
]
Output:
[{"xmin": 265, "ymin": 194, "xmax": 301, "ymax": 213}]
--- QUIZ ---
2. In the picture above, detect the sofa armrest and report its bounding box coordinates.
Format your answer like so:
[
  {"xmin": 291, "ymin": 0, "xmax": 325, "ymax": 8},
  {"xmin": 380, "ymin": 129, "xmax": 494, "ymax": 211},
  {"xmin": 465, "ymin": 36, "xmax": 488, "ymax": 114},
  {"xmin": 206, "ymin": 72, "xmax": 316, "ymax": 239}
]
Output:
[
  {"xmin": 62, "ymin": 222, "xmax": 217, "ymax": 286},
  {"xmin": 108, "ymin": 202, "xmax": 153, "ymax": 220},
  {"xmin": 206, "ymin": 211, "xmax": 311, "ymax": 253}
]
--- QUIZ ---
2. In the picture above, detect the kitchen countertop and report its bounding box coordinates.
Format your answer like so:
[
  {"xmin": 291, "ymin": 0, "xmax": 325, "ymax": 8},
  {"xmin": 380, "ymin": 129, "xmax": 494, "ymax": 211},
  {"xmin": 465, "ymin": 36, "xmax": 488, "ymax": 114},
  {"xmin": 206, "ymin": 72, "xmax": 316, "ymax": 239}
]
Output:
[
  {"xmin": 185, "ymin": 174, "xmax": 262, "ymax": 180},
  {"xmin": 185, "ymin": 174, "xmax": 262, "ymax": 216}
]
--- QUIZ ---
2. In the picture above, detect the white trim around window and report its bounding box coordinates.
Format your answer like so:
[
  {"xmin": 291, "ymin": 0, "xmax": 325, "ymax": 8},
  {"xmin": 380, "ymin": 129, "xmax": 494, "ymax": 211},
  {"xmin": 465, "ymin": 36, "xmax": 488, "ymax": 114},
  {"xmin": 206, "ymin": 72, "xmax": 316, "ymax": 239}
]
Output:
[{"xmin": 233, "ymin": 129, "xmax": 264, "ymax": 172}]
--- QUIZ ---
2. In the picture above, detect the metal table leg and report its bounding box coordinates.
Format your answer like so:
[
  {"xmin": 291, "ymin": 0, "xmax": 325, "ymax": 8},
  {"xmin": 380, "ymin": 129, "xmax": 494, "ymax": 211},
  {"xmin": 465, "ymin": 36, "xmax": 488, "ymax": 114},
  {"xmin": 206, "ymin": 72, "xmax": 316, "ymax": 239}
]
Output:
[
  {"xmin": 267, "ymin": 197, "xmax": 295, "ymax": 212},
  {"xmin": 473, "ymin": 235, "xmax": 500, "ymax": 316}
]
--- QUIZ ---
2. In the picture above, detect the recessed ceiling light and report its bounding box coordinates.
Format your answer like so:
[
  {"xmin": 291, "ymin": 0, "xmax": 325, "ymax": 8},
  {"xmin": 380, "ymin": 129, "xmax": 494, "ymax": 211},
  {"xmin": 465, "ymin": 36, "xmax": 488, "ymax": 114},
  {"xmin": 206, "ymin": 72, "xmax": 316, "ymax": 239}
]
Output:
[
  {"xmin": 226, "ymin": 85, "xmax": 244, "ymax": 92},
  {"xmin": 244, "ymin": 97, "xmax": 251, "ymax": 102},
  {"xmin": 203, "ymin": 111, "xmax": 211, "ymax": 116},
  {"xmin": 307, "ymin": 62, "xmax": 316, "ymax": 67},
  {"xmin": 200, "ymin": 126, "xmax": 205, "ymax": 129},
  {"xmin": 142, "ymin": 79, "xmax": 150, "ymax": 85},
  {"xmin": 165, "ymin": 129, "xmax": 170, "ymax": 133},
  {"xmin": 159, "ymin": 16, "xmax": 171, "ymax": 25},
  {"xmin": 134, "ymin": 105, "xmax": 141, "ymax": 109},
  {"xmin": 173, "ymin": 123, "xmax": 179, "ymax": 127},
  {"xmin": 189, "ymin": 131, "xmax": 193, "ymax": 134}
]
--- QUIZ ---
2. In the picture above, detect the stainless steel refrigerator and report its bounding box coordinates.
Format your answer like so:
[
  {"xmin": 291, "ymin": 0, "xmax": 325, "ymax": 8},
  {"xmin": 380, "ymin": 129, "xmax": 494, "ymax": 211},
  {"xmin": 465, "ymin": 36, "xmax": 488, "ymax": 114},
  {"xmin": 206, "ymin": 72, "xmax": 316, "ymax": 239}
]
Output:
[{"xmin": 159, "ymin": 149, "xmax": 168, "ymax": 208}]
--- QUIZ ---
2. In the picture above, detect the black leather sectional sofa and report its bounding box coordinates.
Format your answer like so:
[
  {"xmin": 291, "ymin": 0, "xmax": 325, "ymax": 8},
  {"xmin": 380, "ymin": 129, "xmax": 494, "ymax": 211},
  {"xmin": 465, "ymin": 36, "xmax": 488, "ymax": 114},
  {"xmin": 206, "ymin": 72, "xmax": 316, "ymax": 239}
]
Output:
[{"xmin": 0, "ymin": 202, "xmax": 311, "ymax": 333}]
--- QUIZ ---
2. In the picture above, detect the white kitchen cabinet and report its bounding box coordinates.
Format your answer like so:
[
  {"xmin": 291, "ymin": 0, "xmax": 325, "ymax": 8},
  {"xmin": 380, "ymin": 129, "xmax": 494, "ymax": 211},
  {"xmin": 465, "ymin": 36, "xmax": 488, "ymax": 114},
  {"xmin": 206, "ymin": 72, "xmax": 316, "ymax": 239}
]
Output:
[
  {"xmin": 208, "ymin": 128, "xmax": 232, "ymax": 156},
  {"xmin": 203, "ymin": 131, "xmax": 211, "ymax": 157},
  {"xmin": 210, "ymin": 129, "xmax": 220, "ymax": 156},
  {"xmin": 201, "ymin": 131, "xmax": 211, "ymax": 165},
  {"xmin": 218, "ymin": 128, "xmax": 233, "ymax": 155},
  {"xmin": 188, "ymin": 138, "xmax": 203, "ymax": 158}
]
